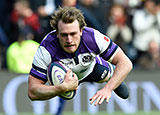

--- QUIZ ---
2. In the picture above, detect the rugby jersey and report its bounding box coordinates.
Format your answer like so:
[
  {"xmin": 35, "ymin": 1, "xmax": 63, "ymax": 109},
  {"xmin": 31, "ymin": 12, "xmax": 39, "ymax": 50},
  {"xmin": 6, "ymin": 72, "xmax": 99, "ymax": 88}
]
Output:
[{"xmin": 30, "ymin": 27, "xmax": 119, "ymax": 82}]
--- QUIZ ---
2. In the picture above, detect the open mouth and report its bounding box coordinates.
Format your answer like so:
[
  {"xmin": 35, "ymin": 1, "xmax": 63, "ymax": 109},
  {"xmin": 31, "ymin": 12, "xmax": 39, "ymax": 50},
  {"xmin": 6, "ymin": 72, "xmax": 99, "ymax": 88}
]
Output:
[{"xmin": 65, "ymin": 44, "xmax": 75, "ymax": 47}]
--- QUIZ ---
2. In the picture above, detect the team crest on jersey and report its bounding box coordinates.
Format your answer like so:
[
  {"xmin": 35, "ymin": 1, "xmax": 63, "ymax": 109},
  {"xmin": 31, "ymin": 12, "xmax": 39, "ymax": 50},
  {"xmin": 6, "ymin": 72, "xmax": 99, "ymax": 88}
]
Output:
[
  {"xmin": 79, "ymin": 53, "xmax": 95, "ymax": 66},
  {"xmin": 82, "ymin": 55, "xmax": 92, "ymax": 63}
]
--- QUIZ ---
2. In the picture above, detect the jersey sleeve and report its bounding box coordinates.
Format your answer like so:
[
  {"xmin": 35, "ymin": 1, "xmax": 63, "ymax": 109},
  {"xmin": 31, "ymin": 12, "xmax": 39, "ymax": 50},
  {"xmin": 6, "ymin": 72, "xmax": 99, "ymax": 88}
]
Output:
[
  {"xmin": 29, "ymin": 46, "xmax": 52, "ymax": 81},
  {"xmin": 93, "ymin": 29, "xmax": 119, "ymax": 62}
]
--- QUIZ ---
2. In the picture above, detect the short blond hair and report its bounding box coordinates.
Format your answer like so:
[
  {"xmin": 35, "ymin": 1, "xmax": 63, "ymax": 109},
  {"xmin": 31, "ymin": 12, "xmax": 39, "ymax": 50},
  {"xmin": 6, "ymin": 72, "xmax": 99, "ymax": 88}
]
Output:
[{"xmin": 50, "ymin": 7, "xmax": 87, "ymax": 31}]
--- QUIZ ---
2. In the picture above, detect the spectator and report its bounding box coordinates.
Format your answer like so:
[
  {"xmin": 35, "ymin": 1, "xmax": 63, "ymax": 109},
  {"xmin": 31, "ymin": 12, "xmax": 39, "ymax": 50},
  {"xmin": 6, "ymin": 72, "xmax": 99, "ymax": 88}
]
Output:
[
  {"xmin": 6, "ymin": 33, "xmax": 39, "ymax": 73},
  {"xmin": 77, "ymin": 0, "xmax": 108, "ymax": 34},
  {"xmin": 0, "ymin": 0, "xmax": 13, "ymax": 69},
  {"xmin": 132, "ymin": 0, "xmax": 160, "ymax": 69},
  {"xmin": 61, "ymin": 0, "xmax": 77, "ymax": 7},
  {"xmin": 11, "ymin": 0, "xmax": 44, "ymax": 43},
  {"xmin": 0, "ymin": 26, "xmax": 9, "ymax": 69},
  {"xmin": 106, "ymin": 4, "xmax": 133, "ymax": 53},
  {"xmin": 29, "ymin": 0, "xmax": 56, "ymax": 37}
]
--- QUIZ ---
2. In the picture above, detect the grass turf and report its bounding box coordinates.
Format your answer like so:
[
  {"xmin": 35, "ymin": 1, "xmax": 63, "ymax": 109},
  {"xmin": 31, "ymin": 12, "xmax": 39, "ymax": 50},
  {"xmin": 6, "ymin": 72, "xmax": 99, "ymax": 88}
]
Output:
[{"xmin": 0, "ymin": 111, "xmax": 160, "ymax": 115}]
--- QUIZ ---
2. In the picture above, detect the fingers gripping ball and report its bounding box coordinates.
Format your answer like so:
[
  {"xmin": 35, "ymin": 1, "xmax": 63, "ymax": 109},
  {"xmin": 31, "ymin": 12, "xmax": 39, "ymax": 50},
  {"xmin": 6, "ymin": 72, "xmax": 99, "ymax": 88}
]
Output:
[{"xmin": 47, "ymin": 62, "xmax": 76, "ymax": 100}]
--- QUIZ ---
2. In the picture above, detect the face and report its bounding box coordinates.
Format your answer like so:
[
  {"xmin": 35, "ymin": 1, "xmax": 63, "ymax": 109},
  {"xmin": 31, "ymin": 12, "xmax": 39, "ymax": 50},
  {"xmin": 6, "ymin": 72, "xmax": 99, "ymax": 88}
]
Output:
[
  {"xmin": 57, "ymin": 20, "xmax": 82, "ymax": 53},
  {"xmin": 62, "ymin": 0, "xmax": 77, "ymax": 7},
  {"xmin": 14, "ymin": 2, "xmax": 28, "ymax": 16},
  {"xmin": 145, "ymin": 0, "xmax": 156, "ymax": 14}
]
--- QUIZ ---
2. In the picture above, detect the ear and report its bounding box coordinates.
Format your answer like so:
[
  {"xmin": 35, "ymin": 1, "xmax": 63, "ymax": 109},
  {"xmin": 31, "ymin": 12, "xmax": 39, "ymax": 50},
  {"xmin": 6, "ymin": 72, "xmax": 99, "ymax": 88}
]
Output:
[
  {"xmin": 80, "ymin": 28, "xmax": 83, "ymax": 36},
  {"xmin": 56, "ymin": 31, "xmax": 59, "ymax": 38}
]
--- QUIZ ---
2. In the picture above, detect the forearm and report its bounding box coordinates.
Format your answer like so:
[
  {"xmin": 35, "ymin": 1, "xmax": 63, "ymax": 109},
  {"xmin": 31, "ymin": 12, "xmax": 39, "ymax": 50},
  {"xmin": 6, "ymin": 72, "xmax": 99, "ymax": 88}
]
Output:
[
  {"xmin": 105, "ymin": 49, "xmax": 133, "ymax": 91},
  {"xmin": 28, "ymin": 76, "xmax": 67, "ymax": 100},
  {"xmin": 29, "ymin": 84, "xmax": 66, "ymax": 100}
]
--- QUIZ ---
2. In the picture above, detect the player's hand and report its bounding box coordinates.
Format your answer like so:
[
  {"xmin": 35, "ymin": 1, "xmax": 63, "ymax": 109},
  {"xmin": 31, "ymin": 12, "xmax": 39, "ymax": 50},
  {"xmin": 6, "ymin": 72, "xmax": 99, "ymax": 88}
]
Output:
[
  {"xmin": 63, "ymin": 70, "xmax": 79, "ymax": 91},
  {"xmin": 89, "ymin": 85, "xmax": 112, "ymax": 106}
]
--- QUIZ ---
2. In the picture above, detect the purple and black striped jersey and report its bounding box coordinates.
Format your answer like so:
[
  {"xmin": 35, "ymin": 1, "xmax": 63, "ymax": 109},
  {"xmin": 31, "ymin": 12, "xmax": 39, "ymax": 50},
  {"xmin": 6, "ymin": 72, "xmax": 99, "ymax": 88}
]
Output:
[{"xmin": 30, "ymin": 27, "xmax": 119, "ymax": 82}]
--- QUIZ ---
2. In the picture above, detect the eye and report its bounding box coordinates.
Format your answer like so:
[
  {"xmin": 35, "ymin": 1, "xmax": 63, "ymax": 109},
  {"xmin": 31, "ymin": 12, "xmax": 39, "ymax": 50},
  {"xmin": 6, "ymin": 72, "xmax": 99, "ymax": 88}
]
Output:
[
  {"xmin": 70, "ymin": 32, "xmax": 76, "ymax": 36},
  {"xmin": 60, "ymin": 33, "xmax": 68, "ymax": 37}
]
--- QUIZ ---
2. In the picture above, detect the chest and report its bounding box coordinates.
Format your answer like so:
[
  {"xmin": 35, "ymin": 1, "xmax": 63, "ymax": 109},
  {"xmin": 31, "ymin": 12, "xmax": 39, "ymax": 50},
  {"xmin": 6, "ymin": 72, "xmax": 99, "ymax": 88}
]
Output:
[{"xmin": 59, "ymin": 52, "xmax": 96, "ymax": 71}]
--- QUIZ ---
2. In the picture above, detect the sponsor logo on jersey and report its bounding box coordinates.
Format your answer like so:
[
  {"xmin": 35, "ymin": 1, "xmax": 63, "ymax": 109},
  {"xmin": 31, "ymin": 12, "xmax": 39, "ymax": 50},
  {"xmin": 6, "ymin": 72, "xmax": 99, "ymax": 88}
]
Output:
[
  {"xmin": 104, "ymin": 36, "xmax": 109, "ymax": 42},
  {"xmin": 101, "ymin": 70, "xmax": 108, "ymax": 79},
  {"xmin": 59, "ymin": 60, "xmax": 74, "ymax": 68}
]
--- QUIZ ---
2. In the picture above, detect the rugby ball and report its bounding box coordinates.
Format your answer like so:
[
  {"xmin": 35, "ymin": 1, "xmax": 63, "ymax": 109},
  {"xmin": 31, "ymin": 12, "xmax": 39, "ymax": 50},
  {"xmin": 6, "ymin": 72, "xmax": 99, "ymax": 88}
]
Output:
[{"xmin": 47, "ymin": 62, "xmax": 76, "ymax": 100}]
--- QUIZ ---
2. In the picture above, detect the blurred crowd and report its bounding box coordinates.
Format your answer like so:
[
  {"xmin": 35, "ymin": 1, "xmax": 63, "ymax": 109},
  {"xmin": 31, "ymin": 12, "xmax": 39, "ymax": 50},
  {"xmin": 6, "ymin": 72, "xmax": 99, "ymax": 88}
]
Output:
[{"xmin": 1, "ymin": 0, "xmax": 160, "ymax": 73}]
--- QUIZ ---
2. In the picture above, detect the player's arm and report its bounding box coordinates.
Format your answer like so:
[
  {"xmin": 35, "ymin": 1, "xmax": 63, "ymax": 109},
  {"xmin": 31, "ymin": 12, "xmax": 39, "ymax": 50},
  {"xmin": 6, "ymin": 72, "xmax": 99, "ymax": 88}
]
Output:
[
  {"xmin": 106, "ymin": 48, "xmax": 132, "ymax": 92},
  {"xmin": 28, "ymin": 70, "xmax": 78, "ymax": 100},
  {"xmin": 90, "ymin": 29, "xmax": 133, "ymax": 105},
  {"xmin": 90, "ymin": 48, "xmax": 132, "ymax": 105},
  {"xmin": 93, "ymin": 28, "xmax": 133, "ymax": 90}
]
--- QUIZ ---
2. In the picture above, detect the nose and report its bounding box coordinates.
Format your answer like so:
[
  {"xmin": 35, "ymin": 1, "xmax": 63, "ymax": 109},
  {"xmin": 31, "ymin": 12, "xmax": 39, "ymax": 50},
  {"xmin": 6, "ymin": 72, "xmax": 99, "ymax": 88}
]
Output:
[{"xmin": 66, "ymin": 35, "xmax": 72, "ymax": 43}]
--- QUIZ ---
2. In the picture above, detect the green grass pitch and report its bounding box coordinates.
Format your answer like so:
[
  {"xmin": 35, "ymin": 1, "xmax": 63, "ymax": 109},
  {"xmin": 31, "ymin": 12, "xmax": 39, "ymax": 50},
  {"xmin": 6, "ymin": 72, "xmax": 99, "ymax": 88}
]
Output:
[{"xmin": 1, "ymin": 111, "xmax": 160, "ymax": 115}]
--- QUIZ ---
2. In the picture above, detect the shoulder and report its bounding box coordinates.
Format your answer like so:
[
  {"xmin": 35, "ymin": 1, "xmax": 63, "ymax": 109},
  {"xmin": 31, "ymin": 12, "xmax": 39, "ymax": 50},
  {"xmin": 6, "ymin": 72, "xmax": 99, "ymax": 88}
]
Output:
[
  {"xmin": 24, "ymin": 40, "xmax": 39, "ymax": 48},
  {"xmin": 133, "ymin": 9, "xmax": 145, "ymax": 17},
  {"xmin": 39, "ymin": 30, "xmax": 59, "ymax": 54},
  {"xmin": 82, "ymin": 27, "xmax": 104, "ymax": 38},
  {"xmin": 82, "ymin": 27, "xmax": 99, "ymax": 41},
  {"xmin": 33, "ymin": 30, "xmax": 58, "ymax": 61},
  {"xmin": 40, "ymin": 30, "xmax": 58, "ymax": 47},
  {"xmin": 82, "ymin": 27, "xmax": 105, "ymax": 54},
  {"xmin": 82, "ymin": 27, "xmax": 95, "ymax": 33}
]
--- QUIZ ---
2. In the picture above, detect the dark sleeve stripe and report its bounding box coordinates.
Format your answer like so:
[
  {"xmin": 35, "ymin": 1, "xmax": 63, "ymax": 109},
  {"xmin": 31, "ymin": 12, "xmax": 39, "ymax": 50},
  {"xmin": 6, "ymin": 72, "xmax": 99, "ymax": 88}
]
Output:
[
  {"xmin": 30, "ymin": 68, "xmax": 48, "ymax": 82},
  {"xmin": 32, "ymin": 64, "xmax": 47, "ymax": 74},
  {"xmin": 105, "ymin": 45, "xmax": 118, "ymax": 60},
  {"xmin": 100, "ymin": 42, "xmax": 118, "ymax": 61},
  {"xmin": 30, "ymin": 72, "xmax": 47, "ymax": 82},
  {"xmin": 100, "ymin": 39, "xmax": 112, "ymax": 57}
]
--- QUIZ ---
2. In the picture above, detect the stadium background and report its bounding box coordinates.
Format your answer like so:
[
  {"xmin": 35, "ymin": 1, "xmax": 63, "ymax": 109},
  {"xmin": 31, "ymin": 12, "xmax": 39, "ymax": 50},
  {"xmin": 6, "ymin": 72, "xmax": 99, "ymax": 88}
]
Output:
[{"xmin": 0, "ymin": 69, "xmax": 160, "ymax": 114}]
